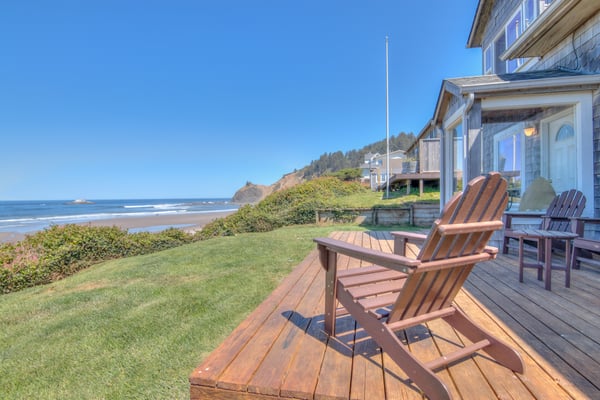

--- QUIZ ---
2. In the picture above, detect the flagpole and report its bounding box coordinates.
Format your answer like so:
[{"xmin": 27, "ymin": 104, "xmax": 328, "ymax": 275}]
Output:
[{"xmin": 385, "ymin": 36, "xmax": 390, "ymax": 199}]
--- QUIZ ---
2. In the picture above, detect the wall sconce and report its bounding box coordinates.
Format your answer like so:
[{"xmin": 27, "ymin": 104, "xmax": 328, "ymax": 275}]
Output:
[{"xmin": 523, "ymin": 123, "xmax": 537, "ymax": 137}]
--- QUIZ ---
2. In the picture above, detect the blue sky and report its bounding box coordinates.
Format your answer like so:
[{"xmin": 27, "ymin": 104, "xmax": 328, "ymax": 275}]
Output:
[{"xmin": 1, "ymin": 1, "xmax": 481, "ymax": 200}]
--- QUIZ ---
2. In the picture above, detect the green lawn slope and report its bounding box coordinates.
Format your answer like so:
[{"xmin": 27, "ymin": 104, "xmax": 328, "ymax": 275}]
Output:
[{"xmin": 0, "ymin": 224, "xmax": 373, "ymax": 399}]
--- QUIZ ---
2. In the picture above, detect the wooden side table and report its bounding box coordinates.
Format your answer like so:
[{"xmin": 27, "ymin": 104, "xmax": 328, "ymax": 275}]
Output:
[{"xmin": 513, "ymin": 229, "xmax": 578, "ymax": 290}]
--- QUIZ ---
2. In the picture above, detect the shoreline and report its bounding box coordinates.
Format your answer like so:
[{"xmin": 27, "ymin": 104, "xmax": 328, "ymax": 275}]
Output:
[{"xmin": 0, "ymin": 210, "xmax": 237, "ymax": 244}]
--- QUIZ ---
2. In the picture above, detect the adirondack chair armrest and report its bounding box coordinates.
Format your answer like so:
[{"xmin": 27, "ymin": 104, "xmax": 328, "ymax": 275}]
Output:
[
  {"xmin": 484, "ymin": 245, "xmax": 499, "ymax": 255},
  {"xmin": 390, "ymin": 231, "xmax": 427, "ymax": 256},
  {"xmin": 503, "ymin": 211, "xmax": 545, "ymax": 229},
  {"xmin": 314, "ymin": 237, "xmax": 420, "ymax": 274},
  {"xmin": 569, "ymin": 217, "xmax": 600, "ymax": 235}
]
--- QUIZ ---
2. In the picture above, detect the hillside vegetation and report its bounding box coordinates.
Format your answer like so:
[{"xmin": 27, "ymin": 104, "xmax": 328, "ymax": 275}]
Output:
[
  {"xmin": 200, "ymin": 176, "xmax": 368, "ymax": 238},
  {"xmin": 301, "ymin": 131, "xmax": 415, "ymax": 179}
]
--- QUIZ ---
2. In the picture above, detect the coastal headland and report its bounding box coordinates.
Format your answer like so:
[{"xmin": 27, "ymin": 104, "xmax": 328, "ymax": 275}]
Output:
[{"xmin": 0, "ymin": 210, "xmax": 237, "ymax": 244}]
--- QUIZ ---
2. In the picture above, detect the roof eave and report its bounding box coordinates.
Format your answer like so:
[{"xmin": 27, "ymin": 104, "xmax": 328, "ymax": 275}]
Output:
[
  {"xmin": 407, "ymin": 120, "xmax": 435, "ymax": 153},
  {"xmin": 458, "ymin": 74, "xmax": 600, "ymax": 96},
  {"xmin": 467, "ymin": 0, "xmax": 493, "ymax": 49},
  {"xmin": 433, "ymin": 80, "xmax": 464, "ymax": 124}
]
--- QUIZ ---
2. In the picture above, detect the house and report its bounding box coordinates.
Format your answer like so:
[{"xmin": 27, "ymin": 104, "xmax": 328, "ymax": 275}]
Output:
[
  {"xmin": 407, "ymin": 121, "xmax": 439, "ymax": 174},
  {"xmin": 431, "ymin": 0, "xmax": 600, "ymax": 217},
  {"xmin": 362, "ymin": 150, "xmax": 406, "ymax": 190}
]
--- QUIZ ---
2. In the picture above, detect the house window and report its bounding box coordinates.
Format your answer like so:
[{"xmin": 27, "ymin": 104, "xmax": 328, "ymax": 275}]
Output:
[
  {"xmin": 485, "ymin": 0, "xmax": 546, "ymax": 74},
  {"xmin": 506, "ymin": 11, "xmax": 522, "ymax": 47},
  {"xmin": 484, "ymin": 45, "xmax": 493, "ymax": 74},
  {"xmin": 556, "ymin": 123, "xmax": 574, "ymax": 141},
  {"xmin": 494, "ymin": 32, "xmax": 507, "ymax": 74},
  {"xmin": 540, "ymin": 0, "xmax": 554, "ymax": 13},
  {"xmin": 506, "ymin": 10, "xmax": 524, "ymax": 72},
  {"xmin": 523, "ymin": 0, "xmax": 536, "ymax": 28}
]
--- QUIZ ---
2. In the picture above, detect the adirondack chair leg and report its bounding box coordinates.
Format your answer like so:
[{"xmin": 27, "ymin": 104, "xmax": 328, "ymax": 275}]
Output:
[
  {"xmin": 443, "ymin": 308, "xmax": 524, "ymax": 373},
  {"xmin": 571, "ymin": 243, "xmax": 580, "ymax": 270},
  {"xmin": 502, "ymin": 236, "xmax": 511, "ymax": 254},
  {"xmin": 379, "ymin": 324, "xmax": 452, "ymax": 400},
  {"xmin": 337, "ymin": 288, "xmax": 452, "ymax": 400},
  {"xmin": 318, "ymin": 246, "xmax": 338, "ymax": 336}
]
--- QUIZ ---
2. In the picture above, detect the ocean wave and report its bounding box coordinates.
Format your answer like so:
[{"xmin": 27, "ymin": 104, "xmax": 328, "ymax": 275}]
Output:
[
  {"xmin": 0, "ymin": 198, "xmax": 238, "ymax": 234},
  {"xmin": 123, "ymin": 203, "xmax": 185, "ymax": 209},
  {"xmin": 0, "ymin": 208, "xmax": 238, "ymax": 232}
]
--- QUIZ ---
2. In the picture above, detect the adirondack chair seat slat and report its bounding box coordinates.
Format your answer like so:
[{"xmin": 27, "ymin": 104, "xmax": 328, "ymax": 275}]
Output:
[
  {"xmin": 314, "ymin": 172, "xmax": 524, "ymax": 400},
  {"xmin": 337, "ymin": 265, "xmax": 389, "ymax": 278},
  {"xmin": 338, "ymin": 269, "xmax": 407, "ymax": 287},
  {"xmin": 355, "ymin": 293, "xmax": 399, "ymax": 312},
  {"xmin": 386, "ymin": 307, "xmax": 456, "ymax": 331},
  {"xmin": 344, "ymin": 278, "xmax": 406, "ymax": 298}
]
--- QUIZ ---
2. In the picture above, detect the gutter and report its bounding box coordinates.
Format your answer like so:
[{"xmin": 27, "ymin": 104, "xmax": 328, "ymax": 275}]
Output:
[{"xmin": 457, "ymin": 74, "xmax": 600, "ymax": 95}]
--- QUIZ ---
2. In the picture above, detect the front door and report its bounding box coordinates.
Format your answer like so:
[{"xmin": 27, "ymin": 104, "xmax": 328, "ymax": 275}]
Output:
[{"xmin": 547, "ymin": 112, "xmax": 576, "ymax": 194}]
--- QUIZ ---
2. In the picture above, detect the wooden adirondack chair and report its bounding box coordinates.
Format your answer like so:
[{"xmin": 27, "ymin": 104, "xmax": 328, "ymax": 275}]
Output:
[
  {"xmin": 570, "ymin": 217, "xmax": 600, "ymax": 270},
  {"xmin": 502, "ymin": 189, "xmax": 586, "ymax": 254},
  {"xmin": 314, "ymin": 172, "xmax": 524, "ymax": 400}
]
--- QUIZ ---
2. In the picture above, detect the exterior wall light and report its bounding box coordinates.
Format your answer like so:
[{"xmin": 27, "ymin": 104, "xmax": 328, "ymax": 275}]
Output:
[{"xmin": 524, "ymin": 123, "xmax": 537, "ymax": 137}]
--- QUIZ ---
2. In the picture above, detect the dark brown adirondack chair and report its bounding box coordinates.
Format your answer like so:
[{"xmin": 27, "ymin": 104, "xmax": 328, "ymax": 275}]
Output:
[
  {"xmin": 502, "ymin": 189, "xmax": 586, "ymax": 254},
  {"xmin": 571, "ymin": 217, "xmax": 600, "ymax": 269},
  {"xmin": 314, "ymin": 172, "xmax": 524, "ymax": 400}
]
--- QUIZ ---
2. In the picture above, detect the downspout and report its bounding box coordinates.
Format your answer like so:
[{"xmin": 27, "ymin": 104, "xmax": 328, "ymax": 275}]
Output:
[{"xmin": 462, "ymin": 92, "xmax": 475, "ymax": 184}]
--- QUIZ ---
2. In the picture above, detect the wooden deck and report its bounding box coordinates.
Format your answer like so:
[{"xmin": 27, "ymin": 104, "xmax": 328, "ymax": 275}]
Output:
[{"xmin": 189, "ymin": 231, "xmax": 600, "ymax": 399}]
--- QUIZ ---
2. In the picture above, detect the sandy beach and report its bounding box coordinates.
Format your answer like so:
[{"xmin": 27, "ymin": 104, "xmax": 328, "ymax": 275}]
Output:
[{"xmin": 0, "ymin": 210, "xmax": 237, "ymax": 244}]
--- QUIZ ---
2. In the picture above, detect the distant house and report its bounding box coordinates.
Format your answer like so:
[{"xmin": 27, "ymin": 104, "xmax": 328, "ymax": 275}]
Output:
[
  {"xmin": 429, "ymin": 0, "xmax": 600, "ymax": 216},
  {"xmin": 363, "ymin": 150, "xmax": 406, "ymax": 190}
]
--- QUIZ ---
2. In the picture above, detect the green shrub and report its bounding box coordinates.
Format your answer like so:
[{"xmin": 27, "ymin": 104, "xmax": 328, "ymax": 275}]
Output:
[{"xmin": 0, "ymin": 224, "xmax": 196, "ymax": 294}]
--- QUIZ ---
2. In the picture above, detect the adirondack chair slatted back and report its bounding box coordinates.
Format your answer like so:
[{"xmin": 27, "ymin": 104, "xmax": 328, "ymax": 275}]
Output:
[
  {"xmin": 388, "ymin": 173, "xmax": 507, "ymax": 324},
  {"xmin": 542, "ymin": 189, "xmax": 586, "ymax": 231}
]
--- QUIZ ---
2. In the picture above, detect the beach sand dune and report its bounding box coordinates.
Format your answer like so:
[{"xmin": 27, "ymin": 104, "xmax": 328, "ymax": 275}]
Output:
[{"xmin": 0, "ymin": 210, "xmax": 237, "ymax": 244}]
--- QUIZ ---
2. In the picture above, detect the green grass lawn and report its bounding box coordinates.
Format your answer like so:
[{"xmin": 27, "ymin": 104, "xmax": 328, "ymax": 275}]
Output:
[
  {"xmin": 333, "ymin": 188, "xmax": 440, "ymax": 208},
  {"xmin": 0, "ymin": 224, "xmax": 399, "ymax": 400}
]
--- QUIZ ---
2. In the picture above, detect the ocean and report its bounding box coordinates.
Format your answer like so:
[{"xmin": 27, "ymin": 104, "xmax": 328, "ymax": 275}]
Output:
[{"xmin": 0, "ymin": 199, "xmax": 239, "ymax": 234}]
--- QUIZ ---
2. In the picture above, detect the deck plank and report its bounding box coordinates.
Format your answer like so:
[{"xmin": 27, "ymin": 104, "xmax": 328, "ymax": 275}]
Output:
[
  {"xmin": 465, "ymin": 274, "xmax": 597, "ymax": 397},
  {"xmin": 246, "ymin": 270, "xmax": 322, "ymax": 396},
  {"xmin": 466, "ymin": 259, "xmax": 600, "ymax": 397},
  {"xmin": 215, "ymin": 251, "xmax": 322, "ymax": 392},
  {"xmin": 190, "ymin": 231, "xmax": 600, "ymax": 400}
]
